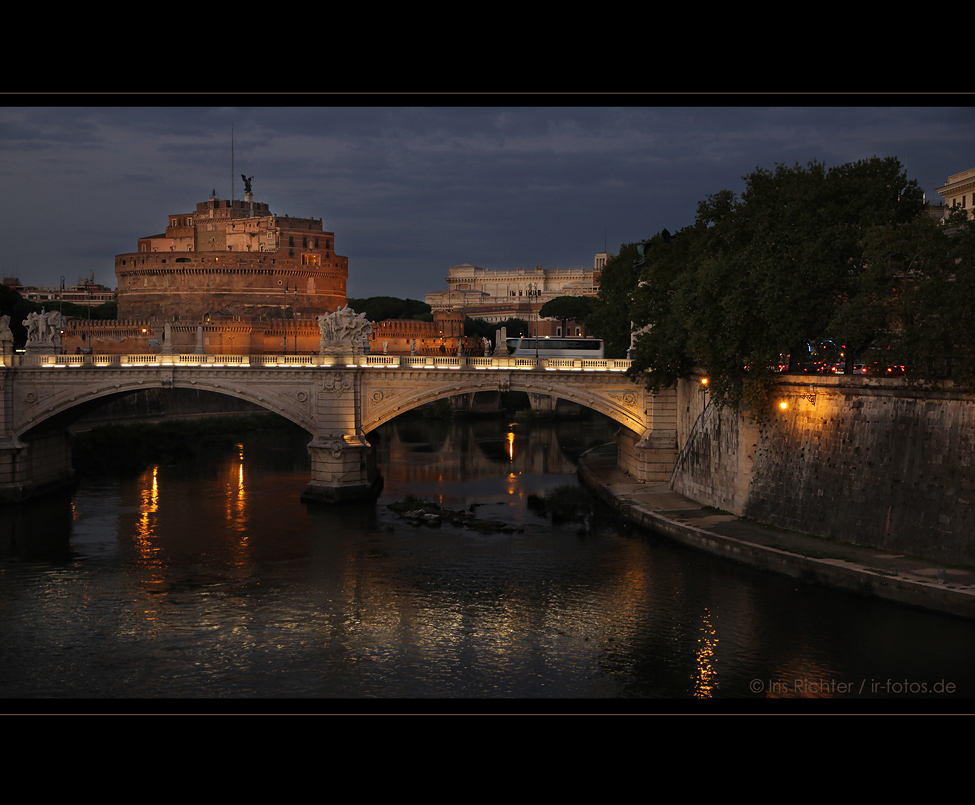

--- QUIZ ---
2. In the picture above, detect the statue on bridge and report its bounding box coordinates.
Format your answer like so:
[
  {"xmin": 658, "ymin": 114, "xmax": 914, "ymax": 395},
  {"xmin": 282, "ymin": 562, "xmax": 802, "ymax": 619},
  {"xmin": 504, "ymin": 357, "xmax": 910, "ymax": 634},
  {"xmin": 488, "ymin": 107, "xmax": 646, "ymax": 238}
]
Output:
[
  {"xmin": 23, "ymin": 309, "xmax": 63, "ymax": 354},
  {"xmin": 318, "ymin": 306, "xmax": 373, "ymax": 355}
]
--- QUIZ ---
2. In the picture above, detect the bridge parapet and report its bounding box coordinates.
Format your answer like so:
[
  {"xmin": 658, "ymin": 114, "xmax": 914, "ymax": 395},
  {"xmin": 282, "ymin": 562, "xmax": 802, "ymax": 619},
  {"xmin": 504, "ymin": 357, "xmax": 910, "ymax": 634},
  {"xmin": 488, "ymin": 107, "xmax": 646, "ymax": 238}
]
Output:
[{"xmin": 12, "ymin": 353, "xmax": 634, "ymax": 372}]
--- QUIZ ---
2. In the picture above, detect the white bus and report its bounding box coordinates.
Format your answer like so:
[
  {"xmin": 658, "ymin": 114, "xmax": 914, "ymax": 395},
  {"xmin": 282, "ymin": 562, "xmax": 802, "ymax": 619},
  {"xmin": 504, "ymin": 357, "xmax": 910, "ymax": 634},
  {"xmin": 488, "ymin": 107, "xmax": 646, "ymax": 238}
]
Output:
[{"xmin": 506, "ymin": 337, "xmax": 605, "ymax": 359}]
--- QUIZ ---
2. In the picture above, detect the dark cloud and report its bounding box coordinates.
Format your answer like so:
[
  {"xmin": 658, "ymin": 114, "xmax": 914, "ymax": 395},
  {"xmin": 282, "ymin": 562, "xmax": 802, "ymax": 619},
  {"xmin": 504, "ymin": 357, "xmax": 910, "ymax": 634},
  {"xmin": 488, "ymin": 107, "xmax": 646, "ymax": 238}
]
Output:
[{"xmin": 0, "ymin": 105, "xmax": 971, "ymax": 300}]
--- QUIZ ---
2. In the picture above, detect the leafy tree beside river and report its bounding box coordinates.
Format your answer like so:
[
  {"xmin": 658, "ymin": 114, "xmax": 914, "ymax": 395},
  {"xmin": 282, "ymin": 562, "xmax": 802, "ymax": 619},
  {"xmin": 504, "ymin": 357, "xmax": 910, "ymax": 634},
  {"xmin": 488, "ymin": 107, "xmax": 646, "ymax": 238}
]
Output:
[{"xmin": 586, "ymin": 157, "xmax": 975, "ymax": 412}]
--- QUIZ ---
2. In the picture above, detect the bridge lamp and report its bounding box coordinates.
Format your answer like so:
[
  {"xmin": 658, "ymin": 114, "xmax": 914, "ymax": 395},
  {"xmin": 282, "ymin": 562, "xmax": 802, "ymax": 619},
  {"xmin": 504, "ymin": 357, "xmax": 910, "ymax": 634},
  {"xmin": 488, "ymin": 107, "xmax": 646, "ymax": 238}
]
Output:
[{"xmin": 779, "ymin": 400, "xmax": 789, "ymax": 411}]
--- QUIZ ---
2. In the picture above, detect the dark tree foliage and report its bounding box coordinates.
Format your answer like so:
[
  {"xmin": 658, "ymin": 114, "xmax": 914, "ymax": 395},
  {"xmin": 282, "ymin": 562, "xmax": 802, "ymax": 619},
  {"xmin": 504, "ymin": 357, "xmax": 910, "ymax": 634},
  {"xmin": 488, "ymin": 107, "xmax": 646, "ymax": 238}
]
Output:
[
  {"xmin": 621, "ymin": 157, "xmax": 969, "ymax": 413},
  {"xmin": 90, "ymin": 300, "xmax": 118, "ymax": 320},
  {"xmin": 878, "ymin": 208, "xmax": 975, "ymax": 385},
  {"xmin": 538, "ymin": 295, "xmax": 595, "ymax": 333},
  {"xmin": 346, "ymin": 296, "xmax": 432, "ymax": 322},
  {"xmin": 0, "ymin": 284, "xmax": 36, "ymax": 347},
  {"xmin": 57, "ymin": 300, "xmax": 118, "ymax": 320},
  {"xmin": 0, "ymin": 286, "xmax": 120, "ymax": 348},
  {"xmin": 464, "ymin": 316, "xmax": 495, "ymax": 340},
  {"xmin": 463, "ymin": 316, "xmax": 530, "ymax": 344},
  {"xmin": 627, "ymin": 228, "xmax": 696, "ymax": 387},
  {"xmin": 497, "ymin": 317, "xmax": 530, "ymax": 338},
  {"xmin": 585, "ymin": 243, "xmax": 642, "ymax": 358}
]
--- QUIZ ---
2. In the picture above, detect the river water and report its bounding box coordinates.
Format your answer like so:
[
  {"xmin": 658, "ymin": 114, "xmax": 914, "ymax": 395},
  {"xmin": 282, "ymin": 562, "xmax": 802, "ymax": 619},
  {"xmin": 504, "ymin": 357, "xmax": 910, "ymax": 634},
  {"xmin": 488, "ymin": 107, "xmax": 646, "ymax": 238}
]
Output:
[{"xmin": 1, "ymin": 411, "xmax": 973, "ymax": 709}]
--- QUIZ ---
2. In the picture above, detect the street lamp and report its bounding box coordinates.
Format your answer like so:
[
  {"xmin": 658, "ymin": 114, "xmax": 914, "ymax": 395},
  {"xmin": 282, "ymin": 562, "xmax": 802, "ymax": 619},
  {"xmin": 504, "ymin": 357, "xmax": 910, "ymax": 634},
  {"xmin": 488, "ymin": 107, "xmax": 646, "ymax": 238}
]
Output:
[
  {"xmin": 527, "ymin": 281, "xmax": 539, "ymax": 363},
  {"xmin": 283, "ymin": 280, "xmax": 289, "ymax": 355},
  {"xmin": 82, "ymin": 275, "xmax": 92, "ymax": 350}
]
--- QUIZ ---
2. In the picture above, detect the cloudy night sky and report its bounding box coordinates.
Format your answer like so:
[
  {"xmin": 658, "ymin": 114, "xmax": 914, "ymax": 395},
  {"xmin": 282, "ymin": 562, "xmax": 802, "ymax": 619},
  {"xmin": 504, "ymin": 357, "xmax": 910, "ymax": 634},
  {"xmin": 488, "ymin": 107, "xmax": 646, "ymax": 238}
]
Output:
[{"xmin": 1, "ymin": 104, "xmax": 972, "ymax": 301}]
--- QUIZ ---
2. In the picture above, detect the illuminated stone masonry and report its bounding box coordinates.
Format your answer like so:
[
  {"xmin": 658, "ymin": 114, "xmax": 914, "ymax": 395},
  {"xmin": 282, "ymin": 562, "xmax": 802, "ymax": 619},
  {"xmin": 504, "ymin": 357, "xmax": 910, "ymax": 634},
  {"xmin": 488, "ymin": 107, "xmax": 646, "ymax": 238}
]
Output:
[{"xmin": 115, "ymin": 190, "xmax": 348, "ymax": 321}]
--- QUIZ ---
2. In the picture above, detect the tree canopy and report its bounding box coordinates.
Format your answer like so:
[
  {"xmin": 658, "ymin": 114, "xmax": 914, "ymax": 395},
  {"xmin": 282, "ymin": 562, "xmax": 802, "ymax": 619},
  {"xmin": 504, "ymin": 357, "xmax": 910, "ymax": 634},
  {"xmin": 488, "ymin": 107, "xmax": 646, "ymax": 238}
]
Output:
[
  {"xmin": 0, "ymin": 286, "xmax": 119, "ymax": 348},
  {"xmin": 586, "ymin": 157, "xmax": 974, "ymax": 414},
  {"xmin": 346, "ymin": 296, "xmax": 432, "ymax": 322},
  {"xmin": 585, "ymin": 243, "xmax": 643, "ymax": 358},
  {"xmin": 538, "ymin": 296, "xmax": 595, "ymax": 333}
]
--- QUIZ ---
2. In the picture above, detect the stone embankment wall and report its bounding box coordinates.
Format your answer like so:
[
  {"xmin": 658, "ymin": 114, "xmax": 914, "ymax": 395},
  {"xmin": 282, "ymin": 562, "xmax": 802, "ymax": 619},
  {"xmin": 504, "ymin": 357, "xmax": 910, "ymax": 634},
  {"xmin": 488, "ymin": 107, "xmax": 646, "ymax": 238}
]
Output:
[{"xmin": 671, "ymin": 373, "xmax": 975, "ymax": 565}]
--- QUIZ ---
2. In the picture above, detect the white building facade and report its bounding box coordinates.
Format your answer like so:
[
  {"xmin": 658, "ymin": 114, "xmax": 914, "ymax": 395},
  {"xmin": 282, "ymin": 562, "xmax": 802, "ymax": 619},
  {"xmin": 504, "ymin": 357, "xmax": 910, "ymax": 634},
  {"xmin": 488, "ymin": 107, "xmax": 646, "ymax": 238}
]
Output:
[
  {"xmin": 937, "ymin": 168, "xmax": 975, "ymax": 221},
  {"xmin": 425, "ymin": 254, "xmax": 609, "ymax": 326}
]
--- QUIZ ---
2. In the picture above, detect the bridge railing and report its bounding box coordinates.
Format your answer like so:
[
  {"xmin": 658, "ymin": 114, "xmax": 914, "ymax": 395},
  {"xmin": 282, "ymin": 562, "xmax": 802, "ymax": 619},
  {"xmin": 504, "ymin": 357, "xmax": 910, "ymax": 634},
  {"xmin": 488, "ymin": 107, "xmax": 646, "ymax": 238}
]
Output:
[{"xmin": 11, "ymin": 353, "xmax": 634, "ymax": 372}]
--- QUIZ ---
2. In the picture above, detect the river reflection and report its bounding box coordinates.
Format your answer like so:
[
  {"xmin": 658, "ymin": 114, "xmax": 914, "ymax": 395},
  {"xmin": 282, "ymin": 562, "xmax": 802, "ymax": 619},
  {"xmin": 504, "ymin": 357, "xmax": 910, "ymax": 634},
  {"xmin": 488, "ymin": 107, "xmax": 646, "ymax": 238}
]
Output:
[{"xmin": 1, "ymin": 412, "xmax": 974, "ymax": 706}]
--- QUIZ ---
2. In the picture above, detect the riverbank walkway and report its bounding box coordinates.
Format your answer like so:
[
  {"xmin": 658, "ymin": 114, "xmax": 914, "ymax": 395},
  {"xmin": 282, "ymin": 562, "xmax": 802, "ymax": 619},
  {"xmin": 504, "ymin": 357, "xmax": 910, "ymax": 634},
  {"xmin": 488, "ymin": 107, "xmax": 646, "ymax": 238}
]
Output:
[{"xmin": 578, "ymin": 445, "xmax": 975, "ymax": 620}]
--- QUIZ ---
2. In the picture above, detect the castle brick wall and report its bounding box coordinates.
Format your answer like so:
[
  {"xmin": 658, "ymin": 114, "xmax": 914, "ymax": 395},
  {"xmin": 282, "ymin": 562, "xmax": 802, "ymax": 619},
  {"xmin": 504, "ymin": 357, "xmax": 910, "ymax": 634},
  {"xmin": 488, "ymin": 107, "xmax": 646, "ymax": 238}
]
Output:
[{"xmin": 115, "ymin": 256, "xmax": 347, "ymax": 321}]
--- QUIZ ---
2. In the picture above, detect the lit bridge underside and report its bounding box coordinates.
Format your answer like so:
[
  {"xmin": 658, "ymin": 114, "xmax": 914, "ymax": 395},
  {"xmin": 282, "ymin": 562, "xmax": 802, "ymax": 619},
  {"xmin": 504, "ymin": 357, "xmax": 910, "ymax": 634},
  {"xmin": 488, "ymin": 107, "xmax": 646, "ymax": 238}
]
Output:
[{"xmin": 0, "ymin": 353, "xmax": 678, "ymax": 503}]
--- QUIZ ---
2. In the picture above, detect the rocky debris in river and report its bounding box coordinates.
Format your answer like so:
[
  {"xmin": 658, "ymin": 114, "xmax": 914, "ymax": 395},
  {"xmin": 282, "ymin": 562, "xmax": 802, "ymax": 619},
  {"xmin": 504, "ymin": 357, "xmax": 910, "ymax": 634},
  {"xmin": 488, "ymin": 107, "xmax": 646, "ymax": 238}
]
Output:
[
  {"xmin": 387, "ymin": 496, "xmax": 523, "ymax": 533},
  {"xmin": 526, "ymin": 484, "xmax": 594, "ymax": 524}
]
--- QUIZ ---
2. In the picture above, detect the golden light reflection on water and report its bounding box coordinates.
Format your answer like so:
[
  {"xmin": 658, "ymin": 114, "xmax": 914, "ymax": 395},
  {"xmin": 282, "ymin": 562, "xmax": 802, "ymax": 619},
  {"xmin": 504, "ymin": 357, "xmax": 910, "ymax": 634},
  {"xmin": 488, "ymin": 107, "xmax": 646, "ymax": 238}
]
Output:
[
  {"xmin": 225, "ymin": 442, "xmax": 248, "ymax": 539},
  {"xmin": 133, "ymin": 466, "xmax": 165, "ymax": 612},
  {"xmin": 694, "ymin": 608, "xmax": 719, "ymax": 698},
  {"xmin": 507, "ymin": 430, "xmax": 515, "ymax": 461},
  {"xmin": 136, "ymin": 466, "xmax": 160, "ymax": 551}
]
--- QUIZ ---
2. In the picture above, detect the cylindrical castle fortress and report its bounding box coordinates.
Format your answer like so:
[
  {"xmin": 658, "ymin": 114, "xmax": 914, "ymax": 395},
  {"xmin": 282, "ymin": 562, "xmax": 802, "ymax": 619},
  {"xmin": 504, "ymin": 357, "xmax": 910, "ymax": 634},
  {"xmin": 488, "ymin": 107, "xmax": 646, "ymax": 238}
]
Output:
[{"xmin": 115, "ymin": 191, "xmax": 347, "ymax": 321}]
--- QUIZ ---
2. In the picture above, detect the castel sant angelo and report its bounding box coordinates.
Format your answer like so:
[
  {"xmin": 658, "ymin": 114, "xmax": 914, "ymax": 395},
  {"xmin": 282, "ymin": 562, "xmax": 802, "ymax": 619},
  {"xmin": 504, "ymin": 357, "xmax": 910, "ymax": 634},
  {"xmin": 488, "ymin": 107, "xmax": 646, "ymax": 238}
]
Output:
[
  {"xmin": 62, "ymin": 179, "xmax": 469, "ymax": 356},
  {"xmin": 115, "ymin": 182, "xmax": 347, "ymax": 321}
]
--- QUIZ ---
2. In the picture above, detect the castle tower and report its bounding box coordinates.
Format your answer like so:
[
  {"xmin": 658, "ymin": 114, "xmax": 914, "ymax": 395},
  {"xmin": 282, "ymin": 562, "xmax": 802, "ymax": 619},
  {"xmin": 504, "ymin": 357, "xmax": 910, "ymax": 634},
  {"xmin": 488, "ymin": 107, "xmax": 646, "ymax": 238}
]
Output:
[{"xmin": 115, "ymin": 191, "xmax": 348, "ymax": 322}]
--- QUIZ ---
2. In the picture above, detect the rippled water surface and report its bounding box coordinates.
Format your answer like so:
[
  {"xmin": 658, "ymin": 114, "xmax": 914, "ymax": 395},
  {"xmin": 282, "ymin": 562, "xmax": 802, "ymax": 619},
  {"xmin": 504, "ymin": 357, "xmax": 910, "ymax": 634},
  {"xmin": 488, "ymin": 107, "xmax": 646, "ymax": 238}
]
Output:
[{"xmin": 2, "ymin": 413, "xmax": 974, "ymax": 707}]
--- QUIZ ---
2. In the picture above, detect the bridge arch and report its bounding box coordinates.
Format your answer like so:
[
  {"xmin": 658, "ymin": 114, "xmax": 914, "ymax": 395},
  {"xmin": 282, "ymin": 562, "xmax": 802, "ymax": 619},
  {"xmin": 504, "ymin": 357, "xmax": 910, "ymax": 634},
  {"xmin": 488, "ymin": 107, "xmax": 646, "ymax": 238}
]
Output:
[
  {"xmin": 360, "ymin": 370, "xmax": 647, "ymax": 436},
  {"xmin": 18, "ymin": 385, "xmax": 306, "ymax": 442},
  {"xmin": 10, "ymin": 370, "xmax": 319, "ymax": 441}
]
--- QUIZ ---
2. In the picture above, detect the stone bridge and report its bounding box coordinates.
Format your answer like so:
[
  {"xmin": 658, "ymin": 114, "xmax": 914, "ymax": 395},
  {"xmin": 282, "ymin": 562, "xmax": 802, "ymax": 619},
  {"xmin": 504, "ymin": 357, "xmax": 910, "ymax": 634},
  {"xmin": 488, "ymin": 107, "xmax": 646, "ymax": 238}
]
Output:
[{"xmin": 0, "ymin": 352, "xmax": 677, "ymax": 502}]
